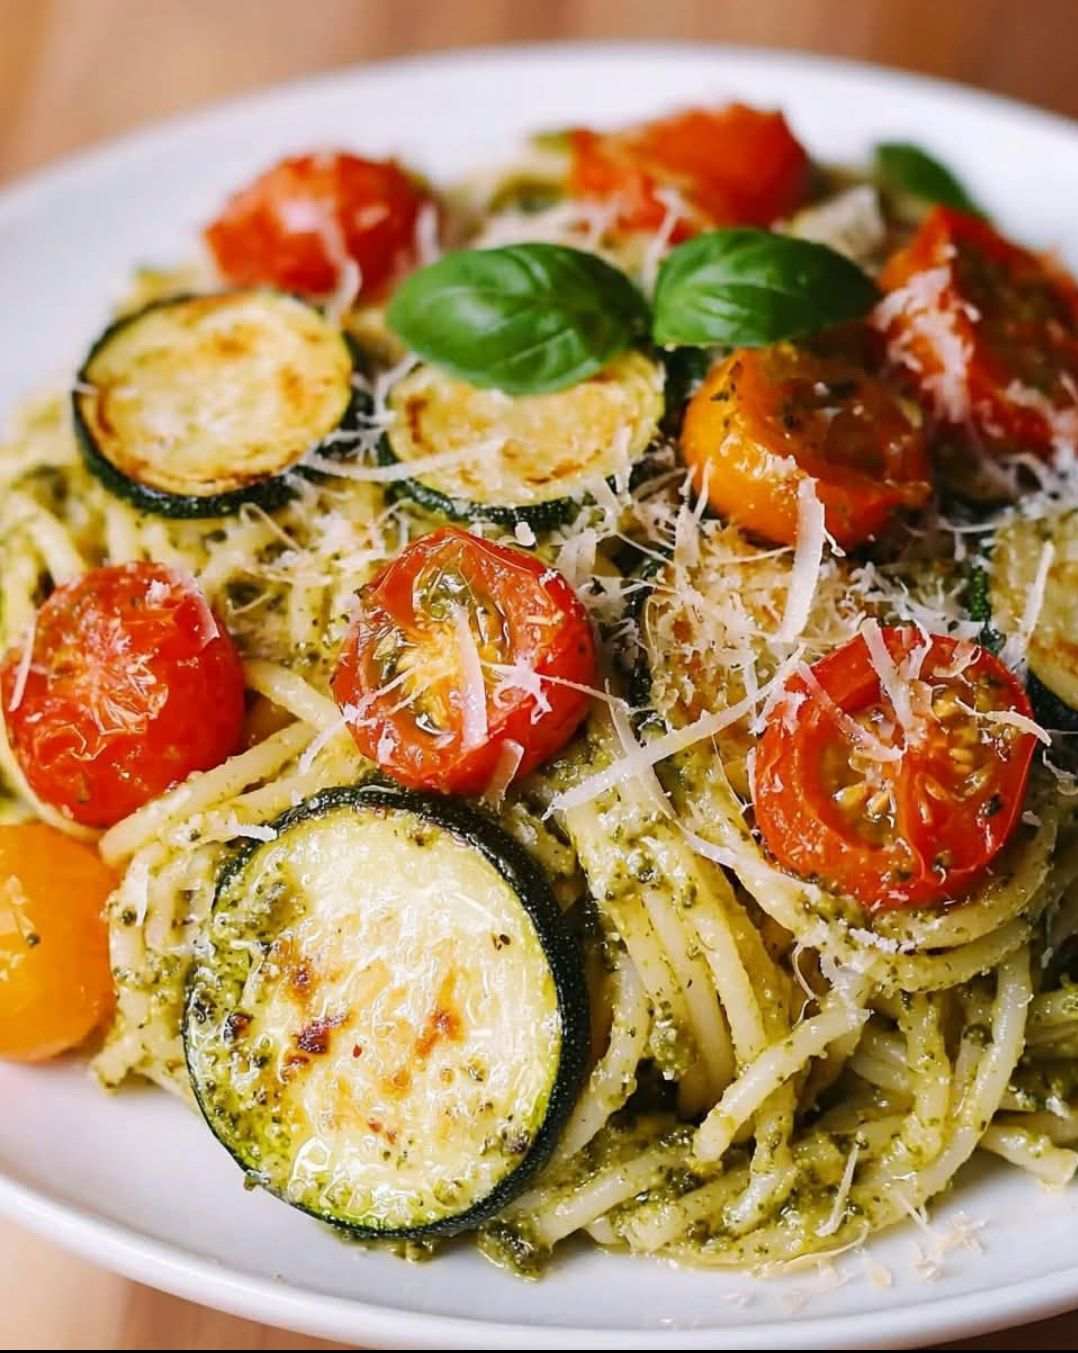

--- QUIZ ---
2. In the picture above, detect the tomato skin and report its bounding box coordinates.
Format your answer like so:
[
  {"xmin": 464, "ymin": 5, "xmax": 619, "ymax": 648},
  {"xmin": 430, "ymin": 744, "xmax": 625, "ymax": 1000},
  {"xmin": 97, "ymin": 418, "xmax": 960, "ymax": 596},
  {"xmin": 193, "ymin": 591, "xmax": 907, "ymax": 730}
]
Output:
[
  {"xmin": 333, "ymin": 527, "xmax": 597, "ymax": 794},
  {"xmin": 0, "ymin": 823, "xmax": 115, "ymax": 1061},
  {"xmin": 205, "ymin": 152, "xmax": 430, "ymax": 299},
  {"xmin": 570, "ymin": 105, "xmax": 809, "ymax": 235},
  {"xmin": 754, "ymin": 628, "xmax": 1037, "ymax": 911},
  {"xmin": 877, "ymin": 207, "xmax": 1078, "ymax": 457},
  {"xmin": 680, "ymin": 344, "xmax": 931, "ymax": 549},
  {"xmin": 1, "ymin": 563, "xmax": 246, "ymax": 828}
]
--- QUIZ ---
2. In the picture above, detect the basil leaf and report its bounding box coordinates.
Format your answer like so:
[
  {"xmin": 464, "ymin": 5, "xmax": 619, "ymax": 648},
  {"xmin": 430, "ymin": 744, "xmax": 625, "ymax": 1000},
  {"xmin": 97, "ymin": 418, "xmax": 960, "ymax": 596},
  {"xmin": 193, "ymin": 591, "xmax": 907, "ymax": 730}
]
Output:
[
  {"xmin": 386, "ymin": 243, "xmax": 649, "ymax": 395},
  {"xmin": 874, "ymin": 142, "xmax": 984, "ymax": 217},
  {"xmin": 652, "ymin": 229, "xmax": 879, "ymax": 348}
]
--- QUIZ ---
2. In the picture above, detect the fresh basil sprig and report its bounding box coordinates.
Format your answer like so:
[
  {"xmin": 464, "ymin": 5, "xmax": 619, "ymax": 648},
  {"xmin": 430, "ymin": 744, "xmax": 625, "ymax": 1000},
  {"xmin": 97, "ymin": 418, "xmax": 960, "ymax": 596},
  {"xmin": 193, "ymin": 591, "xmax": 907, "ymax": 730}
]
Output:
[
  {"xmin": 874, "ymin": 142, "xmax": 984, "ymax": 217},
  {"xmin": 386, "ymin": 243, "xmax": 649, "ymax": 396},
  {"xmin": 651, "ymin": 229, "xmax": 879, "ymax": 348}
]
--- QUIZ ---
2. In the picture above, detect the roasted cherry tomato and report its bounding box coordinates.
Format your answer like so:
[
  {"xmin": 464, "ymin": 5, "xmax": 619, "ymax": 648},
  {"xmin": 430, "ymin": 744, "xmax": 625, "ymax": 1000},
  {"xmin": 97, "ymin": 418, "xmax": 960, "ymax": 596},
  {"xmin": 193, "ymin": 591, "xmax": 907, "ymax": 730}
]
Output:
[
  {"xmin": 0, "ymin": 823, "xmax": 115, "ymax": 1061},
  {"xmin": 680, "ymin": 343, "xmax": 931, "ymax": 549},
  {"xmin": 205, "ymin": 152, "xmax": 431, "ymax": 300},
  {"xmin": 877, "ymin": 207, "xmax": 1078, "ymax": 457},
  {"xmin": 754, "ymin": 627, "xmax": 1037, "ymax": 910},
  {"xmin": 1, "ymin": 563, "xmax": 245, "ymax": 828},
  {"xmin": 333, "ymin": 527, "xmax": 597, "ymax": 794},
  {"xmin": 569, "ymin": 104, "xmax": 809, "ymax": 236}
]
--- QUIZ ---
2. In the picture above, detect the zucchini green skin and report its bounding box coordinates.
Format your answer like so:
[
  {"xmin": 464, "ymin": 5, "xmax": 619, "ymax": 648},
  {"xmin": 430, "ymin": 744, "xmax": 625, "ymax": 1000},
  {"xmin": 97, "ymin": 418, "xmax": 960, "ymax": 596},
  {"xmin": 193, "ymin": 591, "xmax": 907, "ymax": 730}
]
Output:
[
  {"xmin": 1028, "ymin": 670, "xmax": 1078, "ymax": 737},
  {"xmin": 609, "ymin": 544, "xmax": 672, "ymax": 729},
  {"xmin": 72, "ymin": 291, "xmax": 368, "ymax": 520},
  {"xmin": 183, "ymin": 783, "xmax": 589, "ymax": 1241},
  {"xmin": 378, "ymin": 432, "xmax": 658, "ymax": 533}
]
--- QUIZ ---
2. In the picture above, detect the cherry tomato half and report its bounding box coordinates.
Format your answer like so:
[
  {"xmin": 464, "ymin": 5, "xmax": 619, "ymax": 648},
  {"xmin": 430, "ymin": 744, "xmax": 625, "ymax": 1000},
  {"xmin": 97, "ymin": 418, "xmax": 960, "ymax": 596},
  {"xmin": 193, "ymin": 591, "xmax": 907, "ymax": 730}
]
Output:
[
  {"xmin": 877, "ymin": 207, "xmax": 1078, "ymax": 457},
  {"xmin": 754, "ymin": 628, "xmax": 1037, "ymax": 911},
  {"xmin": 569, "ymin": 104, "xmax": 809, "ymax": 236},
  {"xmin": 1, "ymin": 563, "xmax": 246, "ymax": 828},
  {"xmin": 333, "ymin": 527, "xmax": 597, "ymax": 794},
  {"xmin": 205, "ymin": 152, "xmax": 431, "ymax": 300},
  {"xmin": 680, "ymin": 343, "xmax": 931, "ymax": 549},
  {"xmin": 0, "ymin": 823, "xmax": 115, "ymax": 1061}
]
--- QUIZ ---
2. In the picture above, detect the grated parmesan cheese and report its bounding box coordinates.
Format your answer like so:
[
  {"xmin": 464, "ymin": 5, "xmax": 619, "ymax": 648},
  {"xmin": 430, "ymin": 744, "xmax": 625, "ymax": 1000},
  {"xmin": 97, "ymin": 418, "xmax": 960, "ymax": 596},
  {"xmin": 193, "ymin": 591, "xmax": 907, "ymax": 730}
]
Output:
[
  {"xmin": 481, "ymin": 738, "xmax": 525, "ymax": 808},
  {"xmin": 873, "ymin": 265, "xmax": 973, "ymax": 424},
  {"xmin": 452, "ymin": 606, "xmax": 488, "ymax": 751},
  {"xmin": 778, "ymin": 478, "xmax": 826, "ymax": 642},
  {"xmin": 816, "ymin": 1142, "xmax": 860, "ymax": 1238},
  {"xmin": 6, "ymin": 616, "xmax": 36, "ymax": 713},
  {"xmin": 1000, "ymin": 539, "xmax": 1054, "ymax": 670}
]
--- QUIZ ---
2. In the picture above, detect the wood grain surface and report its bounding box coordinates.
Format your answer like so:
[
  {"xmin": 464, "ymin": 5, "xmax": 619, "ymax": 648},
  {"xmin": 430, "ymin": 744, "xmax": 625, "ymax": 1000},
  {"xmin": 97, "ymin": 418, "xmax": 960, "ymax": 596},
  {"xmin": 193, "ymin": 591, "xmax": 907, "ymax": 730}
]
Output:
[{"xmin": 1, "ymin": 1, "xmax": 1076, "ymax": 1347}]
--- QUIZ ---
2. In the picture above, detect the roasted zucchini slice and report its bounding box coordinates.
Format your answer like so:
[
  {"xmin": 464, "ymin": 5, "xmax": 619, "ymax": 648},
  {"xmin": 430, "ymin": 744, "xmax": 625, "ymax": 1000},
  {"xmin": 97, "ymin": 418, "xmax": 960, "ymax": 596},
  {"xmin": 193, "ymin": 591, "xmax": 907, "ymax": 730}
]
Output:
[
  {"xmin": 992, "ymin": 508, "xmax": 1078, "ymax": 730},
  {"xmin": 73, "ymin": 290, "xmax": 362, "ymax": 517},
  {"xmin": 184, "ymin": 785, "xmax": 588, "ymax": 1238},
  {"xmin": 379, "ymin": 349, "xmax": 664, "ymax": 530}
]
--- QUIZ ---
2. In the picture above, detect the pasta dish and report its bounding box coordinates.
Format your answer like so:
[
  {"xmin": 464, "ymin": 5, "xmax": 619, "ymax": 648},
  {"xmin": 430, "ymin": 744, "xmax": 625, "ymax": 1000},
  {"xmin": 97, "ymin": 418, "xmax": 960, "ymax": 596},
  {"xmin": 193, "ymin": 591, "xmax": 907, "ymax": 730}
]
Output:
[{"xmin": 2, "ymin": 103, "xmax": 1078, "ymax": 1276}]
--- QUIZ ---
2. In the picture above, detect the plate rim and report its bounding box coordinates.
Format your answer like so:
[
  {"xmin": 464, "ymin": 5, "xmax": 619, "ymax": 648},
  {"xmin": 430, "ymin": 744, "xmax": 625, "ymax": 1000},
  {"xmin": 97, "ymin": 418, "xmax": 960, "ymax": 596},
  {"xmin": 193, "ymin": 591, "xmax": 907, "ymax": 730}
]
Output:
[{"xmin": 2, "ymin": 38, "xmax": 1078, "ymax": 1349}]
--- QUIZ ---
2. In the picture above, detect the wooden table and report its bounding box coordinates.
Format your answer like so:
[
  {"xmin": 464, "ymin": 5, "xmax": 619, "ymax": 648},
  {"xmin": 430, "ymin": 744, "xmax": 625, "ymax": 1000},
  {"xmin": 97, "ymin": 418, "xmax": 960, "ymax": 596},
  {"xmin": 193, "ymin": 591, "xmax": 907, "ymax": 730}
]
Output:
[{"xmin": 2, "ymin": 1, "xmax": 1077, "ymax": 1347}]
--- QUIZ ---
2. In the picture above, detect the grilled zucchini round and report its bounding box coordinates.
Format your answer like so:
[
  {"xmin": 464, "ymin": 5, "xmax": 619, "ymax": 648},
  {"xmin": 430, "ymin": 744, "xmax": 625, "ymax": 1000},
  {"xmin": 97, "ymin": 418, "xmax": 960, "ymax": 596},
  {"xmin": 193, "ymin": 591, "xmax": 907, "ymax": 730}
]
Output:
[
  {"xmin": 991, "ymin": 509, "xmax": 1078, "ymax": 731},
  {"xmin": 379, "ymin": 349, "xmax": 664, "ymax": 530},
  {"xmin": 73, "ymin": 290, "xmax": 363, "ymax": 518},
  {"xmin": 183, "ymin": 785, "xmax": 588, "ymax": 1239}
]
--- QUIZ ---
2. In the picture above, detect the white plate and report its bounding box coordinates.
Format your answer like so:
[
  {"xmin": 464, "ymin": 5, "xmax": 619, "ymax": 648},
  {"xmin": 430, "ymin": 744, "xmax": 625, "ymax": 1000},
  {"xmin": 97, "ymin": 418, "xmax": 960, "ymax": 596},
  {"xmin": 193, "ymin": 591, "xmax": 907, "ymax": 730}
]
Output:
[{"xmin": 2, "ymin": 41, "xmax": 1078, "ymax": 1352}]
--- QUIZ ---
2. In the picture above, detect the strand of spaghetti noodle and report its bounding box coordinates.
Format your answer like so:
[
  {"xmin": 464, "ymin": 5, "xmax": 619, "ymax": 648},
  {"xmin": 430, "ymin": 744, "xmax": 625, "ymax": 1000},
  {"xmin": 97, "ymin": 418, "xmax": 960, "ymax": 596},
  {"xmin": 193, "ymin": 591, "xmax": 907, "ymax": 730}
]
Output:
[
  {"xmin": 0, "ymin": 541, "xmax": 39, "ymax": 641},
  {"xmin": 895, "ymin": 993, "xmax": 951, "ymax": 1165},
  {"xmin": 849, "ymin": 1048, "xmax": 913, "ymax": 1096},
  {"xmin": 679, "ymin": 857, "xmax": 772, "ymax": 1061},
  {"xmin": 657, "ymin": 953, "xmax": 1030, "ymax": 1268},
  {"xmin": 695, "ymin": 986, "xmax": 870, "ymax": 1162},
  {"xmin": 889, "ymin": 916, "xmax": 1031, "ymax": 992},
  {"xmin": 815, "ymin": 1105, "xmax": 906, "ymax": 1155},
  {"xmin": 286, "ymin": 570, "xmax": 326, "ymax": 656},
  {"xmin": 994, "ymin": 1109, "xmax": 1078, "ymax": 1145},
  {"xmin": 979, "ymin": 1124, "xmax": 1078, "ymax": 1187},
  {"xmin": 564, "ymin": 794, "xmax": 707, "ymax": 1101},
  {"xmin": 635, "ymin": 871, "xmax": 735, "ymax": 1107},
  {"xmin": 523, "ymin": 1131, "xmax": 695, "ymax": 1250},
  {"xmin": 619, "ymin": 1169, "xmax": 750, "ymax": 1253},
  {"xmin": 554, "ymin": 952, "xmax": 650, "ymax": 1161},
  {"xmin": 588, "ymin": 710, "xmax": 737, "ymax": 1102},
  {"xmin": 92, "ymin": 843, "xmax": 170, "ymax": 1088},
  {"xmin": 674, "ymin": 851, "xmax": 804, "ymax": 1233},
  {"xmin": 619, "ymin": 1133, "xmax": 845, "ymax": 1253},
  {"xmin": 194, "ymin": 516, "xmax": 279, "ymax": 595},
  {"xmin": 181, "ymin": 741, "xmax": 366, "ymax": 847},
  {"xmin": 136, "ymin": 519, "xmax": 188, "ymax": 570},
  {"xmin": 104, "ymin": 499, "xmax": 142, "ymax": 564},
  {"xmin": 96, "ymin": 844, "xmax": 220, "ymax": 1097},
  {"xmin": 242, "ymin": 659, "xmax": 341, "ymax": 731},
  {"xmin": 100, "ymin": 721, "xmax": 312, "ymax": 865},
  {"xmin": 722, "ymin": 1086, "xmax": 798, "ymax": 1235},
  {"xmin": 865, "ymin": 946, "xmax": 1032, "ymax": 1206},
  {"xmin": 3, "ymin": 491, "xmax": 84, "ymax": 582}
]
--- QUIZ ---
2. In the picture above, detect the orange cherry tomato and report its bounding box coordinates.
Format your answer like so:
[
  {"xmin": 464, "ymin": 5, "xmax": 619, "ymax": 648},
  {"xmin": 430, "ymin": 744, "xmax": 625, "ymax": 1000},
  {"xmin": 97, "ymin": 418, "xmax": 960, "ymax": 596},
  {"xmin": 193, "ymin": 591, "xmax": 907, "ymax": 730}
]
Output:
[
  {"xmin": 0, "ymin": 823, "xmax": 115, "ymax": 1061},
  {"xmin": 333, "ymin": 527, "xmax": 597, "ymax": 795},
  {"xmin": 754, "ymin": 628, "xmax": 1037, "ymax": 911},
  {"xmin": 569, "ymin": 104, "xmax": 809, "ymax": 236},
  {"xmin": 1, "ymin": 563, "xmax": 245, "ymax": 828},
  {"xmin": 680, "ymin": 343, "xmax": 931, "ymax": 549},
  {"xmin": 205, "ymin": 152, "xmax": 431, "ymax": 300},
  {"xmin": 877, "ymin": 206, "xmax": 1078, "ymax": 457}
]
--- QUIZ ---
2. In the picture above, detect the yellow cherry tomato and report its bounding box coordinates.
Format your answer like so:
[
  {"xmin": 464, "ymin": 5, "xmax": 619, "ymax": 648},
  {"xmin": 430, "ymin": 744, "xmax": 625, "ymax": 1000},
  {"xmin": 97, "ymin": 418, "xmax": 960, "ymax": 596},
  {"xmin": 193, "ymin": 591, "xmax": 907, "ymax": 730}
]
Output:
[{"xmin": 0, "ymin": 823, "xmax": 116, "ymax": 1061}]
